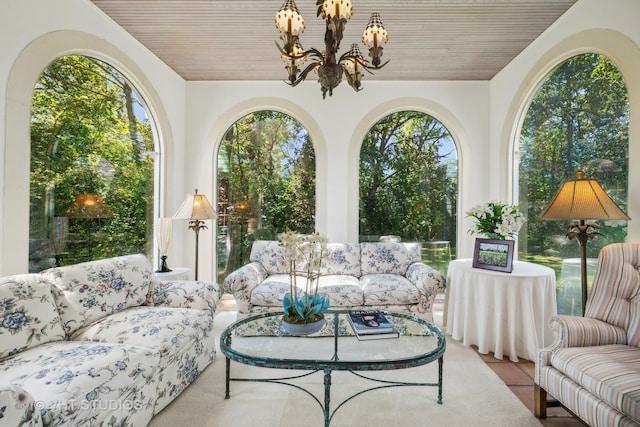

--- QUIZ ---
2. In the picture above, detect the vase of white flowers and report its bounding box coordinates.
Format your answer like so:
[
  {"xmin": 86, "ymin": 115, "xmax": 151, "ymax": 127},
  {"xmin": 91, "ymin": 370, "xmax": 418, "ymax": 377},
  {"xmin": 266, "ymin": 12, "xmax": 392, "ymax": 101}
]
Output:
[
  {"xmin": 466, "ymin": 201, "xmax": 524, "ymax": 240},
  {"xmin": 278, "ymin": 231, "xmax": 330, "ymax": 335}
]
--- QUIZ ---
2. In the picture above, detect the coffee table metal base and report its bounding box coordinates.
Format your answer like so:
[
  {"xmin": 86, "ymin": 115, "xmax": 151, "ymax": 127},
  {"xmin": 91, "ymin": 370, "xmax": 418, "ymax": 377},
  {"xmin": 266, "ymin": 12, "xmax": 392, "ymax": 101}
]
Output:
[{"xmin": 224, "ymin": 357, "xmax": 444, "ymax": 427}]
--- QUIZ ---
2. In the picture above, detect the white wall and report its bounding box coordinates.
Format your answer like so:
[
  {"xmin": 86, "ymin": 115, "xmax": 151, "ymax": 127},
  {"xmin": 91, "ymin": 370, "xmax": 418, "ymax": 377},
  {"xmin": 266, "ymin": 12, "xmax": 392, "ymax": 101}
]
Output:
[{"xmin": 2, "ymin": 0, "xmax": 640, "ymax": 280}]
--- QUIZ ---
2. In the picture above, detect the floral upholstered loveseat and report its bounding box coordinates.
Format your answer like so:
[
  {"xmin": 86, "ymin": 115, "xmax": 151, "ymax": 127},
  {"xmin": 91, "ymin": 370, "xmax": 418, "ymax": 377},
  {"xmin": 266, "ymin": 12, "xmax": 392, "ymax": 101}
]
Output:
[
  {"xmin": 223, "ymin": 241, "xmax": 446, "ymax": 321},
  {"xmin": 0, "ymin": 254, "xmax": 220, "ymax": 427}
]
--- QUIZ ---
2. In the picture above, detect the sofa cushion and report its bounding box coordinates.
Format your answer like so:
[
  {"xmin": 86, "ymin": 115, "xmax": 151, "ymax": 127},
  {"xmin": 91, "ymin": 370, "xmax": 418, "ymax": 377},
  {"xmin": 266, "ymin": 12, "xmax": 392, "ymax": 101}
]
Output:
[
  {"xmin": 360, "ymin": 242, "xmax": 421, "ymax": 275},
  {"xmin": 250, "ymin": 274, "xmax": 302, "ymax": 306},
  {"xmin": 0, "ymin": 274, "xmax": 65, "ymax": 360},
  {"xmin": 71, "ymin": 306, "xmax": 213, "ymax": 363},
  {"xmin": 42, "ymin": 254, "xmax": 153, "ymax": 336},
  {"xmin": 361, "ymin": 274, "xmax": 421, "ymax": 305},
  {"xmin": 317, "ymin": 275, "xmax": 364, "ymax": 306},
  {"xmin": 320, "ymin": 243, "xmax": 361, "ymax": 277},
  {"xmin": 250, "ymin": 241, "xmax": 288, "ymax": 275},
  {"xmin": 146, "ymin": 279, "xmax": 219, "ymax": 311},
  {"xmin": 70, "ymin": 306, "xmax": 216, "ymax": 415},
  {"xmin": 0, "ymin": 340, "xmax": 159, "ymax": 427},
  {"xmin": 550, "ymin": 344, "xmax": 640, "ymax": 423}
]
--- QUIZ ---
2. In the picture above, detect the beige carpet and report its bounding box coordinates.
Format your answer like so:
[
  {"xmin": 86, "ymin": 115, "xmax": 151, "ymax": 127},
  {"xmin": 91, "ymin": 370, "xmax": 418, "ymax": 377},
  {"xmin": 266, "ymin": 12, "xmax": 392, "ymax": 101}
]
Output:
[{"xmin": 149, "ymin": 310, "xmax": 542, "ymax": 427}]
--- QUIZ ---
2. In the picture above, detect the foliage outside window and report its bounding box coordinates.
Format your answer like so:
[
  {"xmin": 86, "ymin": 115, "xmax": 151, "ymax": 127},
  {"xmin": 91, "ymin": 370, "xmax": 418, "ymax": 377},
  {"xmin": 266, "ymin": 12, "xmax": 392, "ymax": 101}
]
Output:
[
  {"xmin": 359, "ymin": 111, "xmax": 458, "ymax": 272},
  {"xmin": 29, "ymin": 55, "xmax": 155, "ymax": 272},
  {"xmin": 217, "ymin": 111, "xmax": 315, "ymax": 283},
  {"xmin": 517, "ymin": 53, "xmax": 628, "ymax": 314}
]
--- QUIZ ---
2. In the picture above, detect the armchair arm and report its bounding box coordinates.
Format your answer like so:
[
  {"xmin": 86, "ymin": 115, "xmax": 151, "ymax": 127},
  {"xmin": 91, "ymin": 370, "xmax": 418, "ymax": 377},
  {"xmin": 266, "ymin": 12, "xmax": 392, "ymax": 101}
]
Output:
[
  {"xmin": 145, "ymin": 280, "xmax": 220, "ymax": 314},
  {"xmin": 536, "ymin": 315, "xmax": 628, "ymax": 368},
  {"xmin": 405, "ymin": 262, "xmax": 446, "ymax": 313},
  {"xmin": 0, "ymin": 385, "xmax": 43, "ymax": 426},
  {"xmin": 222, "ymin": 262, "xmax": 267, "ymax": 314}
]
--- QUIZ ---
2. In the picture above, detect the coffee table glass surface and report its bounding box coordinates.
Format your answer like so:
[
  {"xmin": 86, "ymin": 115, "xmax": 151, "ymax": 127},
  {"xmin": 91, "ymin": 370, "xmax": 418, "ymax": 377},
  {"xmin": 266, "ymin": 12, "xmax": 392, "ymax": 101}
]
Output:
[
  {"xmin": 220, "ymin": 310, "xmax": 444, "ymax": 368},
  {"xmin": 220, "ymin": 310, "xmax": 446, "ymax": 426}
]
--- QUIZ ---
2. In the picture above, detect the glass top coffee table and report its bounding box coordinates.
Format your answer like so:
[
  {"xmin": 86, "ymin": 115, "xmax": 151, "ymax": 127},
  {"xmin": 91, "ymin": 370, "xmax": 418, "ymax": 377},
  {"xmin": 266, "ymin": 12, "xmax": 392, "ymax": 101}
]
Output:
[{"xmin": 220, "ymin": 310, "xmax": 446, "ymax": 426}]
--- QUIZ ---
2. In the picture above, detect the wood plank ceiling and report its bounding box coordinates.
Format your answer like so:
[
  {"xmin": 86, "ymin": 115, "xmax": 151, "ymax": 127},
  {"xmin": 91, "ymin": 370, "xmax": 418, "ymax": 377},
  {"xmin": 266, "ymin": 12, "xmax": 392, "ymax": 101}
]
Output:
[{"xmin": 89, "ymin": 0, "xmax": 578, "ymax": 81}]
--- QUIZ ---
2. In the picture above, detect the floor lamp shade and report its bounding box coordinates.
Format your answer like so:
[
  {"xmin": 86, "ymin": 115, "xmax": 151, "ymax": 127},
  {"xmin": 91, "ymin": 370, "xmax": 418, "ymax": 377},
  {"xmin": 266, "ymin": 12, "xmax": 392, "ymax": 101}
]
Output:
[
  {"xmin": 174, "ymin": 190, "xmax": 218, "ymax": 221},
  {"xmin": 539, "ymin": 172, "xmax": 630, "ymax": 221},
  {"xmin": 174, "ymin": 189, "xmax": 218, "ymax": 280},
  {"xmin": 539, "ymin": 171, "xmax": 630, "ymax": 315}
]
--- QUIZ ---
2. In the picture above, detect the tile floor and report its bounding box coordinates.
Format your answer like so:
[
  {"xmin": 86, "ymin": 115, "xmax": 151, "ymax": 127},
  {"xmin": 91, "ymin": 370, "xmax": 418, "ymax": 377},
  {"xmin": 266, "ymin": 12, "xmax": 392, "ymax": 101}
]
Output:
[
  {"xmin": 429, "ymin": 294, "xmax": 585, "ymax": 427},
  {"xmin": 478, "ymin": 350, "xmax": 584, "ymax": 426},
  {"xmin": 216, "ymin": 293, "xmax": 584, "ymax": 426}
]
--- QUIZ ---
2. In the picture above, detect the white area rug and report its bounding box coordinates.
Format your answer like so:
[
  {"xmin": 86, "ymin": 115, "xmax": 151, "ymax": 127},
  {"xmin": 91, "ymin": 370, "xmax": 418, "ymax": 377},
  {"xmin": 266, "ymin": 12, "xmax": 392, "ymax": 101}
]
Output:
[{"xmin": 149, "ymin": 311, "xmax": 542, "ymax": 427}]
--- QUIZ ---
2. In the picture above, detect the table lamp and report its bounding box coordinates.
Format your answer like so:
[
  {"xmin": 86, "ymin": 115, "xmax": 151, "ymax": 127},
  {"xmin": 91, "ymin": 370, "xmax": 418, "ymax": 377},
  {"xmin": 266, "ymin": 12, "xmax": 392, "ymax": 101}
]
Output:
[
  {"xmin": 174, "ymin": 189, "xmax": 218, "ymax": 280},
  {"xmin": 156, "ymin": 217, "xmax": 173, "ymax": 272},
  {"xmin": 539, "ymin": 171, "xmax": 630, "ymax": 315}
]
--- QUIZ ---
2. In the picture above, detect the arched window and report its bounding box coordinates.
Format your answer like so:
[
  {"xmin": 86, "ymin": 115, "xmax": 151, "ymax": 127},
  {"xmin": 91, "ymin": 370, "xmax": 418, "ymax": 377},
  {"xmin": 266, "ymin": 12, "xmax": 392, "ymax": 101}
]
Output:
[
  {"xmin": 517, "ymin": 53, "xmax": 629, "ymax": 314},
  {"xmin": 359, "ymin": 111, "xmax": 458, "ymax": 273},
  {"xmin": 216, "ymin": 111, "xmax": 315, "ymax": 283},
  {"xmin": 29, "ymin": 55, "xmax": 156, "ymax": 271}
]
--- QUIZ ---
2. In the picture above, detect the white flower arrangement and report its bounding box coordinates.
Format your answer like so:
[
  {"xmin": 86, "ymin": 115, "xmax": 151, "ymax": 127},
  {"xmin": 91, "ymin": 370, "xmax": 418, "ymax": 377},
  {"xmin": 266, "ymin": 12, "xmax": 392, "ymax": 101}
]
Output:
[
  {"xmin": 466, "ymin": 201, "xmax": 524, "ymax": 240},
  {"xmin": 278, "ymin": 231, "xmax": 330, "ymax": 322}
]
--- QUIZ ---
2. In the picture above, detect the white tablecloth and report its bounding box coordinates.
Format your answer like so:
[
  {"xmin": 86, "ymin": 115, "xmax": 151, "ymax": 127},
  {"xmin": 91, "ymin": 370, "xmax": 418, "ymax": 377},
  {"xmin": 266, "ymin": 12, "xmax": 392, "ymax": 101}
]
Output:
[
  {"xmin": 444, "ymin": 258, "xmax": 557, "ymax": 362},
  {"xmin": 154, "ymin": 267, "xmax": 191, "ymax": 281}
]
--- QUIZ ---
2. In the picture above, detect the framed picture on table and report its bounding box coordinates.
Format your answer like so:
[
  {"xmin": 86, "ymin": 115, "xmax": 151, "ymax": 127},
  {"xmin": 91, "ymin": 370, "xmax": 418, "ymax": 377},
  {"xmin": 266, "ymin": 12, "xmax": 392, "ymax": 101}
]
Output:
[{"xmin": 472, "ymin": 238, "xmax": 514, "ymax": 273}]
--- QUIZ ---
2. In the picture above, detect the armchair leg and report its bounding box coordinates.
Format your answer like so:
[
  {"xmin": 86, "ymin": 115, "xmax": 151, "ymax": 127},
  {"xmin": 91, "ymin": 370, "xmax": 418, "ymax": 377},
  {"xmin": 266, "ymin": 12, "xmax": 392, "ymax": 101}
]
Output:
[{"xmin": 534, "ymin": 384, "xmax": 547, "ymax": 418}]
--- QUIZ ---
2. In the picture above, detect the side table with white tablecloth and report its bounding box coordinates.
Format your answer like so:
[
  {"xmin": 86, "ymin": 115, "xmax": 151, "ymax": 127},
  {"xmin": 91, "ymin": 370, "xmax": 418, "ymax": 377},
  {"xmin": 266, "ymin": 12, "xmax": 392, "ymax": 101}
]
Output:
[{"xmin": 444, "ymin": 258, "xmax": 557, "ymax": 362}]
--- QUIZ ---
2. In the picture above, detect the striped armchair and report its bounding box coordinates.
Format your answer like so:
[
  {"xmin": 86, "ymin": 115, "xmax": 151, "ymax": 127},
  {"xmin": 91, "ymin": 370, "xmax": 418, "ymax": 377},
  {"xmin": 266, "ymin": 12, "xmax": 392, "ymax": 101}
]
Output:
[{"xmin": 534, "ymin": 243, "xmax": 640, "ymax": 427}]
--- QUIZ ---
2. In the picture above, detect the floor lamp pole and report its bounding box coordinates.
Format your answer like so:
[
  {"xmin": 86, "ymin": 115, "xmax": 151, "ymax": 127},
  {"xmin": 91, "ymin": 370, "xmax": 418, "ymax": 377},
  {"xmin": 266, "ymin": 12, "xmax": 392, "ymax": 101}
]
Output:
[
  {"xmin": 577, "ymin": 231, "xmax": 589, "ymax": 317},
  {"xmin": 189, "ymin": 219, "xmax": 207, "ymax": 280},
  {"xmin": 567, "ymin": 219, "xmax": 599, "ymax": 316}
]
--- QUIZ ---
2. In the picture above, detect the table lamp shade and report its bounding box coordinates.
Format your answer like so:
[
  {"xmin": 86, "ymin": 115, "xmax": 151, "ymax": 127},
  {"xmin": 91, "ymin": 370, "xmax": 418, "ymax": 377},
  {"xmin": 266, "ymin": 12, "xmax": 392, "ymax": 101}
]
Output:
[
  {"xmin": 539, "ymin": 172, "xmax": 630, "ymax": 221},
  {"xmin": 174, "ymin": 190, "xmax": 218, "ymax": 220}
]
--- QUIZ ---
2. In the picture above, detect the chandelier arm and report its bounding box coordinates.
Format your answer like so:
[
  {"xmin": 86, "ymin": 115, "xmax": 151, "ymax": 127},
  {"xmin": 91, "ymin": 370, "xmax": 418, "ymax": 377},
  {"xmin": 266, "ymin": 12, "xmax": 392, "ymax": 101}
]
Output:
[
  {"xmin": 338, "ymin": 52, "xmax": 362, "ymax": 64},
  {"xmin": 305, "ymin": 48, "xmax": 324, "ymax": 61},
  {"xmin": 361, "ymin": 59, "xmax": 390, "ymax": 71},
  {"xmin": 288, "ymin": 61, "xmax": 321, "ymax": 87},
  {"xmin": 276, "ymin": 40, "xmax": 323, "ymax": 63},
  {"xmin": 344, "ymin": 72, "xmax": 362, "ymax": 93}
]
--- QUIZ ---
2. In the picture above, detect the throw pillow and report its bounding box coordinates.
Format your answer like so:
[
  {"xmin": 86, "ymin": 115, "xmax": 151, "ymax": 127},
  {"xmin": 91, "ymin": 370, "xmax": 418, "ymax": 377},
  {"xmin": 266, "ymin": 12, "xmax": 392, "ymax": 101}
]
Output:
[{"xmin": 0, "ymin": 274, "xmax": 65, "ymax": 359}]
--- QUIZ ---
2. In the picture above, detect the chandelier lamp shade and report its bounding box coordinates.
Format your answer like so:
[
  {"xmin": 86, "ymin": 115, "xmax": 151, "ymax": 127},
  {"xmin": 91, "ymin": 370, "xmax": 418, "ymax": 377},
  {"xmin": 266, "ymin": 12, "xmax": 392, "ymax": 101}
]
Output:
[
  {"xmin": 173, "ymin": 189, "xmax": 218, "ymax": 280},
  {"xmin": 275, "ymin": 0, "xmax": 389, "ymax": 98},
  {"xmin": 539, "ymin": 171, "xmax": 630, "ymax": 315}
]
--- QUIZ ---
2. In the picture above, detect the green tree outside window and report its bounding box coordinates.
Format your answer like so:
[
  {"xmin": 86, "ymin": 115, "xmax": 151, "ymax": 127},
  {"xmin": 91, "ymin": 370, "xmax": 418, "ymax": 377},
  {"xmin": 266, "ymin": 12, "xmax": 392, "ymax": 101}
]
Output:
[{"xmin": 30, "ymin": 55, "xmax": 155, "ymax": 271}]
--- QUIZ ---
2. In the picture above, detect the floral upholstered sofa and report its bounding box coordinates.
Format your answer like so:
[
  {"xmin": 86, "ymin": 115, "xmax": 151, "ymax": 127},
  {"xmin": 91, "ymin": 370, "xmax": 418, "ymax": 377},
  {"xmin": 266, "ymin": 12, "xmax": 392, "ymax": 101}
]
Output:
[
  {"xmin": 223, "ymin": 240, "xmax": 446, "ymax": 321},
  {"xmin": 0, "ymin": 254, "xmax": 220, "ymax": 427}
]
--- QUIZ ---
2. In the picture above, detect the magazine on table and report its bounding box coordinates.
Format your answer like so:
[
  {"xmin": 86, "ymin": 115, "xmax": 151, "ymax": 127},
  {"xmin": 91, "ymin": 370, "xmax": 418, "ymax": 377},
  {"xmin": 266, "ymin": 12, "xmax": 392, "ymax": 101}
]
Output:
[
  {"xmin": 348, "ymin": 310, "xmax": 398, "ymax": 338},
  {"xmin": 354, "ymin": 328, "xmax": 399, "ymax": 340}
]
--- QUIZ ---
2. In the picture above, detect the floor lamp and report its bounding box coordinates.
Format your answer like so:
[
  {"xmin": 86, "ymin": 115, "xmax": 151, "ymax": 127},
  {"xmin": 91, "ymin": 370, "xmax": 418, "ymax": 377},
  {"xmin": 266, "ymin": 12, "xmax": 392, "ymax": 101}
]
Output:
[
  {"xmin": 539, "ymin": 171, "xmax": 630, "ymax": 316},
  {"xmin": 174, "ymin": 189, "xmax": 218, "ymax": 280}
]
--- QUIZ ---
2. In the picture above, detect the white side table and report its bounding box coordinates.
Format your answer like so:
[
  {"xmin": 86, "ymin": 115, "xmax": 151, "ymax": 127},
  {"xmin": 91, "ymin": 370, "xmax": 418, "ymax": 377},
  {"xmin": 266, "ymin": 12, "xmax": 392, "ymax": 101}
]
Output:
[
  {"xmin": 444, "ymin": 258, "xmax": 557, "ymax": 362},
  {"xmin": 154, "ymin": 267, "xmax": 191, "ymax": 281}
]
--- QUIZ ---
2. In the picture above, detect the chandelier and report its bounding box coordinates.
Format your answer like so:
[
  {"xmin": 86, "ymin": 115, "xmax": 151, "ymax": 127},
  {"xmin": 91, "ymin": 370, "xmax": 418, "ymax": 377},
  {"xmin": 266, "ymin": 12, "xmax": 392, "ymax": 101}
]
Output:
[{"xmin": 275, "ymin": 0, "xmax": 389, "ymax": 99}]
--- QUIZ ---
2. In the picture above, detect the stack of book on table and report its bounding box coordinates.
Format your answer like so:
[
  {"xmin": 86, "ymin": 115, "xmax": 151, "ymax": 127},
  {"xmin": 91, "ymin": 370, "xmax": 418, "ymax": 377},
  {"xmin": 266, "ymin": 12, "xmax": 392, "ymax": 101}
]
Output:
[{"xmin": 347, "ymin": 309, "xmax": 399, "ymax": 340}]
